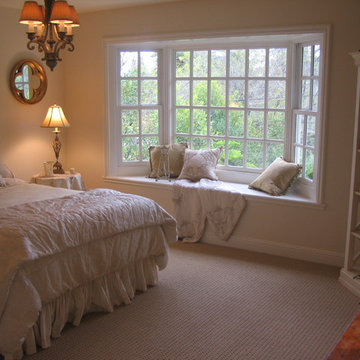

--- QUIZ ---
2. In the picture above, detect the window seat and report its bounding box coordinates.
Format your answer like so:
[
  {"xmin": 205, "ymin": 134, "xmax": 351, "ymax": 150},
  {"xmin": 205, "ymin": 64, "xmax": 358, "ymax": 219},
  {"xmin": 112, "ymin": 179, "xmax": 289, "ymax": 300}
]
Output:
[{"xmin": 103, "ymin": 176, "xmax": 326, "ymax": 210}]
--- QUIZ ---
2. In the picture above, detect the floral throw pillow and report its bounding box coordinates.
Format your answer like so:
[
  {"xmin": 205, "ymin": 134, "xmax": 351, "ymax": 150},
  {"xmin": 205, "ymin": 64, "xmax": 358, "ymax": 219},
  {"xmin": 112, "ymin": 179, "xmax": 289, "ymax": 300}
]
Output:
[
  {"xmin": 249, "ymin": 157, "xmax": 302, "ymax": 196},
  {"xmin": 177, "ymin": 147, "xmax": 222, "ymax": 182}
]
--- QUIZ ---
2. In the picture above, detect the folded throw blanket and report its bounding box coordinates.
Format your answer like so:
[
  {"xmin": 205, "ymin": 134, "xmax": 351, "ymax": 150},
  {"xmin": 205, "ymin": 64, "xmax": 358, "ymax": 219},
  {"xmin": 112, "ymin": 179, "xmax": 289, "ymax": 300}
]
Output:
[{"xmin": 172, "ymin": 179, "xmax": 246, "ymax": 243}]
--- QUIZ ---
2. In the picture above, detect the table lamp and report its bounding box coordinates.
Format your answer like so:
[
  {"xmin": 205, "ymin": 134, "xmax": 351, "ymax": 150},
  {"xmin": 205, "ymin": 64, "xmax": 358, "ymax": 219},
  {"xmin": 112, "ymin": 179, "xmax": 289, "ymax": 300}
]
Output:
[{"xmin": 41, "ymin": 104, "xmax": 70, "ymax": 174}]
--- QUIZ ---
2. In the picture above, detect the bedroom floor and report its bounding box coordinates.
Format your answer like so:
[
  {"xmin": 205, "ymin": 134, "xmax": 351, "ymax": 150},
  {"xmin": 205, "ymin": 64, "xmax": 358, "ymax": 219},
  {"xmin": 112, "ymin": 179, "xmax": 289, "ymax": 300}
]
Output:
[{"xmin": 20, "ymin": 242, "xmax": 360, "ymax": 360}]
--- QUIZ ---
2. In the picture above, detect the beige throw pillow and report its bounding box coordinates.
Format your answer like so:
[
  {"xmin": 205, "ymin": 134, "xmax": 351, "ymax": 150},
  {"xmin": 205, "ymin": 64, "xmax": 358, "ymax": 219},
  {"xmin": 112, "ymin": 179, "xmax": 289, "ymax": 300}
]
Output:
[
  {"xmin": 249, "ymin": 157, "xmax": 302, "ymax": 196},
  {"xmin": 149, "ymin": 143, "xmax": 188, "ymax": 178},
  {"xmin": 177, "ymin": 147, "xmax": 222, "ymax": 182}
]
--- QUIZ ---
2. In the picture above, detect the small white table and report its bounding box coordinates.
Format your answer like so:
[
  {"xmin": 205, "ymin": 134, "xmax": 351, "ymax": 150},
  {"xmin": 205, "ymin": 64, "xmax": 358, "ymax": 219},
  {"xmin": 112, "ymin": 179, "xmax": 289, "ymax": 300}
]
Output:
[{"xmin": 31, "ymin": 172, "xmax": 86, "ymax": 191}]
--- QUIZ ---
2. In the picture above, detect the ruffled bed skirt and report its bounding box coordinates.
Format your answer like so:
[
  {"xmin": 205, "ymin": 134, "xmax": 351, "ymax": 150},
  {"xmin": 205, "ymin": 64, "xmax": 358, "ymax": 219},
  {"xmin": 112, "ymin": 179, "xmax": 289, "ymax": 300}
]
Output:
[{"xmin": 6, "ymin": 256, "xmax": 159, "ymax": 360}]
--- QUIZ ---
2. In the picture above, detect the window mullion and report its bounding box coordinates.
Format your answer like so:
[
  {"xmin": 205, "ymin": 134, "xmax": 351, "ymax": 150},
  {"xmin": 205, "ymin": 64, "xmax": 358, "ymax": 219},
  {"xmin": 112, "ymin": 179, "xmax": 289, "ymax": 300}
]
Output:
[
  {"xmin": 263, "ymin": 47, "xmax": 269, "ymax": 169},
  {"xmin": 207, "ymin": 50, "xmax": 211, "ymax": 149}
]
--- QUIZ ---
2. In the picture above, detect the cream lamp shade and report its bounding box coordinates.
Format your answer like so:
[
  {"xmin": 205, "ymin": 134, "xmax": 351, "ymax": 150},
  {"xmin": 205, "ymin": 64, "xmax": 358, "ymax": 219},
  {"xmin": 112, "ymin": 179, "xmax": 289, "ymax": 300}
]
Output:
[{"xmin": 41, "ymin": 104, "xmax": 70, "ymax": 131}]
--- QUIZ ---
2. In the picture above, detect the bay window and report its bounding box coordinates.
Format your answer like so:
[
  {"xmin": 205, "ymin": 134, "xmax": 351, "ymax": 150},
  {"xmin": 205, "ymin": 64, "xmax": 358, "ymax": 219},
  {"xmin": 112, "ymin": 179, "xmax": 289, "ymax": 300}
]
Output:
[{"xmin": 106, "ymin": 29, "xmax": 327, "ymax": 202}]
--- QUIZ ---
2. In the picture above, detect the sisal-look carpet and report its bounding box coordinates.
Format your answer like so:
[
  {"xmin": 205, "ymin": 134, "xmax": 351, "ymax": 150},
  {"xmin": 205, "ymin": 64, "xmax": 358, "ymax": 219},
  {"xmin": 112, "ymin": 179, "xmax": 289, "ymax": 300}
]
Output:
[{"xmin": 24, "ymin": 242, "xmax": 360, "ymax": 360}]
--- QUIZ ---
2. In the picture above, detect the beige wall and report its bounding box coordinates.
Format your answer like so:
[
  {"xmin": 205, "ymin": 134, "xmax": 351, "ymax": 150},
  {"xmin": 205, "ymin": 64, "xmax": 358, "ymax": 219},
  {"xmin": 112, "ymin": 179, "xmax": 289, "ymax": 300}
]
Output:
[
  {"xmin": 2, "ymin": 0, "xmax": 360, "ymax": 264},
  {"xmin": 0, "ymin": 6, "xmax": 67, "ymax": 180}
]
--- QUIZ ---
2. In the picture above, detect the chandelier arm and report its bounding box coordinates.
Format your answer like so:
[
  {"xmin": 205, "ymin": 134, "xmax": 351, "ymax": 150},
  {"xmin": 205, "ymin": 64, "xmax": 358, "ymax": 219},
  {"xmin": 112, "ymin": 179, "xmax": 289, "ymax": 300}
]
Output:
[
  {"xmin": 27, "ymin": 39, "xmax": 46, "ymax": 54},
  {"xmin": 54, "ymin": 39, "xmax": 75, "ymax": 58}
]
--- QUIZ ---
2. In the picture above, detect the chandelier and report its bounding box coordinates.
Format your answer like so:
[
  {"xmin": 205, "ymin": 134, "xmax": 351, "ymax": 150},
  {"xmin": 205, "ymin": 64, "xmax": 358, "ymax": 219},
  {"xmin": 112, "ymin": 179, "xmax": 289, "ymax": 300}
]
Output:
[{"xmin": 19, "ymin": 0, "xmax": 80, "ymax": 71}]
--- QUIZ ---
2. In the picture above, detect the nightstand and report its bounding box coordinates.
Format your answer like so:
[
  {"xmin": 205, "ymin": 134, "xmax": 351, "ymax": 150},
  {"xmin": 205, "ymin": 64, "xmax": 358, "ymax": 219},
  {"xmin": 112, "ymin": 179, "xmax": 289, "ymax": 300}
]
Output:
[{"xmin": 31, "ymin": 172, "xmax": 86, "ymax": 190}]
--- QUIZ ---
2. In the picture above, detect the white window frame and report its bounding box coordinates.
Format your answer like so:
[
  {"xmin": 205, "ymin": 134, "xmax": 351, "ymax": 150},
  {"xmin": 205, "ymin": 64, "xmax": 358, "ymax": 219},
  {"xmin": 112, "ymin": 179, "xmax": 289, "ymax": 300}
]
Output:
[{"xmin": 105, "ymin": 27, "xmax": 328, "ymax": 203}]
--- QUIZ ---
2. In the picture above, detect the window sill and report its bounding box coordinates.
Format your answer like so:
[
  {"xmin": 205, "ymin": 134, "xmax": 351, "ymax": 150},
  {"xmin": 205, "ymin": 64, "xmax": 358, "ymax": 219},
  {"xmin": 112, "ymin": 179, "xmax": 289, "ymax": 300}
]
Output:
[{"xmin": 103, "ymin": 176, "xmax": 326, "ymax": 210}]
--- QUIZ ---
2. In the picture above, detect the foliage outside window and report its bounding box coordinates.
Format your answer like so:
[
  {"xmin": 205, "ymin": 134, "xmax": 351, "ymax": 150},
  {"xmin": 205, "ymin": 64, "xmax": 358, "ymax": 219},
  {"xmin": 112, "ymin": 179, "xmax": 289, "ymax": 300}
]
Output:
[
  {"xmin": 118, "ymin": 51, "xmax": 160, "ymax": 162},
  {"xmin": 174, "ymin": 48, "xmax": 288, "ymax": 170}
]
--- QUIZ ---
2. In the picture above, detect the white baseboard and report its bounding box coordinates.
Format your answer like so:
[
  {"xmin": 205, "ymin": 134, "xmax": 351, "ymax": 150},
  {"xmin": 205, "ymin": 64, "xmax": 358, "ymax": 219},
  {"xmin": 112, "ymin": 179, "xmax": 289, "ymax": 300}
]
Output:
[
  {"xmin": 339, "ymin": 268, "xmax": 360, "ymax": 297},
  {"xmin": 202, "ymin": 234, "xmax": 344, "ymax": 267}
]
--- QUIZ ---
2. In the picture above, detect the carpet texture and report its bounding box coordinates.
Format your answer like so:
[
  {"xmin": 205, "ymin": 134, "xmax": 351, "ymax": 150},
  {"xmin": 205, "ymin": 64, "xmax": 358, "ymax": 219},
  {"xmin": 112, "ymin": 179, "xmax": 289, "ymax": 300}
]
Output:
[{"xmin": 24, "ymin": 242, "xmax": 360, "ymax": 360}]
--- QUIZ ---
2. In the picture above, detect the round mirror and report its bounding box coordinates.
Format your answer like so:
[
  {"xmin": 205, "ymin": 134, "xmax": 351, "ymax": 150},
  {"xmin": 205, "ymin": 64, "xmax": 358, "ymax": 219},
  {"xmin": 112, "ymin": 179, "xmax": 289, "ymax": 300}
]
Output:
[{"xmin": 10, "ymin": 59, "xmax": 47, "ymax": 104}]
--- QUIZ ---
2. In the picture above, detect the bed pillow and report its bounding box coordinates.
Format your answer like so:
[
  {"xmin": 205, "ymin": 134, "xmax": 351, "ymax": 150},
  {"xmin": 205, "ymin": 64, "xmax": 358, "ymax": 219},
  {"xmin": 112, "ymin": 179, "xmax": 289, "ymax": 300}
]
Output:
[
  {"xmin": 249, "ymin": 157, "xmax": 302, "ymax": 196},
  {"xmin": 0, "ymin": 175, "xmax": 5, "ymax": 188},
  {"xmin": 0, "ymin": 161, "xmax": 14, "ymax": 178},
  {"xmin": 177, "ymin": 147, "xmax": 222, "ymax": 182},
  {"xmin": 148, "ymin": 143, "xmax": 188, "ymax": 178}
]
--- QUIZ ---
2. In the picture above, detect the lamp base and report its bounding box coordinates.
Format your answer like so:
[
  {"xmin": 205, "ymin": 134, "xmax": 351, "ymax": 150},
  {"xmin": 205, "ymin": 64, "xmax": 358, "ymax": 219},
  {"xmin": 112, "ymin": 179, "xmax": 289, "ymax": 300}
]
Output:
[{"xmin": 53, "ymin": 161, "xmax": 65, "ymax": 174}]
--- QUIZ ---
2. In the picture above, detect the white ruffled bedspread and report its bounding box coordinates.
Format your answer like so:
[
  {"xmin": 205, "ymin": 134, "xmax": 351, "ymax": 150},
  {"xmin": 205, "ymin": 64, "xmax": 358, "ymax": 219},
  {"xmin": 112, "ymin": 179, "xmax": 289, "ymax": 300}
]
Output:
[
  {"xmin": 172, "ymin": 179, "xmax": 246, "ymax": 243},
  {"xmin": 0, "ymin": 188, "xmax": 177, "ymax": 359}
]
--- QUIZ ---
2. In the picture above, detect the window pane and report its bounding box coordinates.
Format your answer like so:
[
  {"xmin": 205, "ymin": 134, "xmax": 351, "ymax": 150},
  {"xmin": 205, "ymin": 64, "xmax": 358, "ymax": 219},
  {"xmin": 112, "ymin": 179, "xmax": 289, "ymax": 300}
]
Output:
[
  {"xmin": 230, "ymin": 49, "xmax": 245, "ymax": 77},
  {"xmin": 121, "ymin": 80, "xmax": 138, "ymax": 105},
  {"xmin": 269, "ymin": 48, "xmax": 287, "ymax": 77},
  {"xmin": 176, "ymin": 51, "xmax": 190, "ymax": 77},
  {"xmin": 141, "ymin": 51, "xmax": 158, "ymax": 77},
  {"xmin": 193, "ymin": 80, "xmax": 208, "ymax": 106},
  {"xmin": 312, "ymin": 79, "xmax": 319, "ymax": 111},
  {"xmin": 122, "ymin": 110, "xmax": 139, "ymax": 135},
  {"xmin": 211, "ymin": 50, "xmax": 226, "ymax": 77},
  {"xmin": 314, "ymin": 44, "xmax": 320, "ymax": 76},
  {"xmin": 24, "ymin": 84, "xmax": 30, "ymax": 100},
  {"xmin": 267, "ymin": 111, "xmax": 285, "ymax": 140},
  {"xmin": 210, "ymin": 80, "xmax": 226, "ymax": 106},
  {"xmin": 295, "ymin": 114, "xmax": 305, "ymax": 144},
  {"xmin": 120, "ymin": 51, "xmax": 138, "ymax": 77},
  {"xmin": 248, "ymin": 49, "xmax": 266, "ymax": 77},
  {"xmin": 142, "ymin": 109, "xmax": 159, "ymax": 134},
  {"xmin": 142, "ymin": 136, "xmax": 159, "ymax": 161},
  {"xmin": 247, "ymin": 111, "xmax": 264, "ymax": 139},
  {"xmin": 248, "ymin": 80, "xmax": 265, "ymax": 108},
  {"xmin": 229, "ymin": 80, "xmax": 245, "ymax": 108},
  {"xmin": 193, "ymin": 137, "xmax": 207, "ymax": 150},
  {"xmin": 268, "ymin": 80, "xmax": 286, "ymax": 109},
  {"xmin": 229, "ymin": 110, "xmax": 244, "ymax": 137},
  {"xmin": 302, "ymin": 46, "xmax": 312, "ymax": 76},
  {"xmin": 193, "ymin": 51, "xmax": 208, "ymax": 77},
  {"xmin": 176, "ymin": 80, "xmax": 190, "ymax": 105},
  {"xmin": 176, "ymin": 108, "xmax": 190, "ymax": 133},
  {"xmin": 305, "ymin": 148, "xmax": 314, "ymax": 180},
  {"xmin": 266, "ymin": 142, "xmax": 284, "ymax": 166},
  {"xmin": 176, "ymin": 135, "xmax": 189, "ymax": 145},
  {"xmin": 122, "ymin": 137, "xmax": 139, "ymax": 161},
  {"xmin": 193, "ymin": 109, "xmax": 208, "ymax": 135},
  {"xmin": 301, "ymin": 79, "xmax": 310, "ymax": 109},
  {"xmin": 295, "ymin": 146, "xmax": 303, "ymax": 165},
  {"xmin": 306, "ymin": 116, "xmax": 316, "ymax": 147},
  {"xmin": 211, "ymin": 139, "xmax": 225, "ymax": 164},
  {"xmin": 23, "ymin": 65, "xmax": 29, "ymax": 81},
  {"xmin": 228, "ymin": 140, "xmax": 244, "ymax": 167},
  {"xmin": 247, "ymin": 141, "xmax": 263, "ymax": 168},
  {"xmin": 141, "ymin": 80, "xmax": 158, "ymax": 104},
  {"xmin": 210, "ymin": 109, "xmax": 226, "ymax": 136}
]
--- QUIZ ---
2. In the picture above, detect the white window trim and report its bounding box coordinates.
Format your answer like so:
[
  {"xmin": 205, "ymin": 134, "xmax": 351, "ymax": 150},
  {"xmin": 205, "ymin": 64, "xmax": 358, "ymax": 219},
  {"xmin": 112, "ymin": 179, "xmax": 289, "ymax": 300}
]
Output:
[{"xmin": 105, "ymin": 25, "xmax": 330, "ymax": 204}]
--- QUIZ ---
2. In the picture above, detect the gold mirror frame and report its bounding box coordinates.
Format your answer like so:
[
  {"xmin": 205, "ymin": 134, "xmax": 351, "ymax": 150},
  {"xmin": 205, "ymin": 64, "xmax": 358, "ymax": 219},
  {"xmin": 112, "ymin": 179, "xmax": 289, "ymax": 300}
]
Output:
[{"xmin": 10, "ymin": 59, "xmax": 47, "ymax": 104}]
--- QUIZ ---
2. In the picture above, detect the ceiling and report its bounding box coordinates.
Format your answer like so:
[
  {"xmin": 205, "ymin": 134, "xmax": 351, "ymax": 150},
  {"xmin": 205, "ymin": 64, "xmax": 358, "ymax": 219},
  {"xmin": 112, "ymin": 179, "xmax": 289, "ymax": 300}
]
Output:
[{"xmin": 0, "ymin": 0, "xmax": 183, "ymax": 13}]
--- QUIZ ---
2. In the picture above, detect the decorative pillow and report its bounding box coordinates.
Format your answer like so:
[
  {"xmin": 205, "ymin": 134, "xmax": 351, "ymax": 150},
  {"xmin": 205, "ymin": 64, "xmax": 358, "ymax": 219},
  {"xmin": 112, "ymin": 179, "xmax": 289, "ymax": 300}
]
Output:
[
  {"xmin": 177, "ymin": 147, "xmax": 222, "ymax": 182},
  {"xmin": 249, "ymin": 157, "xmax": 302, "ymax": 196},
  {"xmin": 148, "ymin": 143, "xmax": 188, "ymax": 178}
]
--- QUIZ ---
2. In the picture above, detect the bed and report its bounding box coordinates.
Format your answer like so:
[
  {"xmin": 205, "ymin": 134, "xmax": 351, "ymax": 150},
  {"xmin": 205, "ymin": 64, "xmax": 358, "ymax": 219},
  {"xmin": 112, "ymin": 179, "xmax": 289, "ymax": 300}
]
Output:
[{"xmin": 0, "ymin": 174, "xmax": 177, "ymax": 360}]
